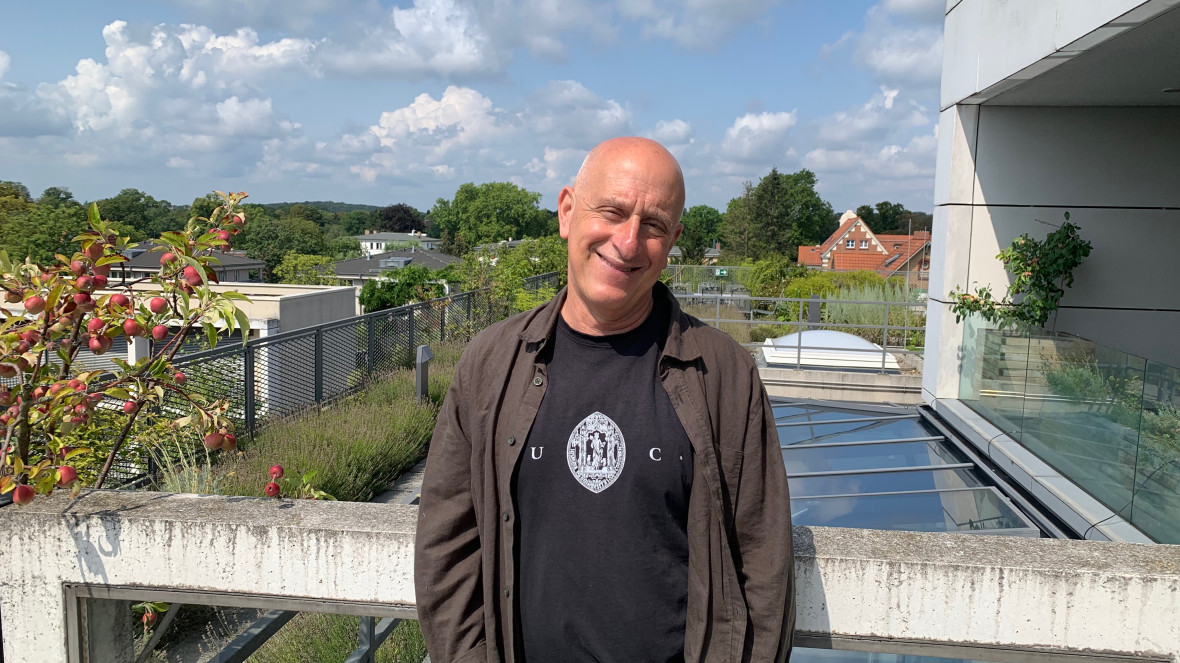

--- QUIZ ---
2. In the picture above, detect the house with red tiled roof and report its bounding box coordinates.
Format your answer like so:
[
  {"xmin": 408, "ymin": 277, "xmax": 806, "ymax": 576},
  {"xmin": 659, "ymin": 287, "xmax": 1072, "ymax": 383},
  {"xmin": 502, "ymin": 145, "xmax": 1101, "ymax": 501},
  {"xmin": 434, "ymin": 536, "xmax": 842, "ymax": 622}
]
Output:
[{"xmin": 798, "ymin": 210, "xmax": 931, "ymax": 287}]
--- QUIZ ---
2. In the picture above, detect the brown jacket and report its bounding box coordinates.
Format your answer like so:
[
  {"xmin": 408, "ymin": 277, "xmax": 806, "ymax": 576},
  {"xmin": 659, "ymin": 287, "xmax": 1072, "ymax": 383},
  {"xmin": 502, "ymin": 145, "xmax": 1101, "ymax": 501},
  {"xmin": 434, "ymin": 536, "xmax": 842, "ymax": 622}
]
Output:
[{"xmin": 415, "ymin": 285, "xmax": 794, "ymax": 663}]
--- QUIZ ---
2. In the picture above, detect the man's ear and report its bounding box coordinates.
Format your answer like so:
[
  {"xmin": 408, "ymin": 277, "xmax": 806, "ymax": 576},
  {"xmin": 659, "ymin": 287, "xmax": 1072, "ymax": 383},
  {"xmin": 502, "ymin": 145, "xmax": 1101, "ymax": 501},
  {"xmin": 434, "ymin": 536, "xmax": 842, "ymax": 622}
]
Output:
[
  {"xmin": 670, "ymin": 222, "xmax": 683, "ymax": 246},
  {"xmin": 557, "ymin": 186, "xmax": 574, "ymax": 240}
]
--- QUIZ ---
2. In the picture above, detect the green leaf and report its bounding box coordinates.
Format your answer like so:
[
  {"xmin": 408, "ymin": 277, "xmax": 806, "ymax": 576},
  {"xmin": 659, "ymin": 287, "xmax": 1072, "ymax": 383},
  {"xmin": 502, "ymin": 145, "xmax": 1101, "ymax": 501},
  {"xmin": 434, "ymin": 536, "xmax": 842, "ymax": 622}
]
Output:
[
  {"xmin": 204, "ymin": 321, "xmax": 217, "ymax": 349},
  {"xmin": 45, "ymin": 283, "xmax": 64, "ymax": 311},
  {"xmin": 87, "ymin": 202, "xmax": 102, "ymax": 229},
  {"xmin": 96, "ymin": 254, "xmax": 128, "ymax": 267},
  {"xmin": 105, "ymin": 387, "xmax": 131, "ymax": 400},
  {"xmin": 234, "ymin": 309, "xmax": 251, "ymax": 346},
  {"xmin": 1063, "ymin": 211, "xmax": 1070, "ymax": 221}
]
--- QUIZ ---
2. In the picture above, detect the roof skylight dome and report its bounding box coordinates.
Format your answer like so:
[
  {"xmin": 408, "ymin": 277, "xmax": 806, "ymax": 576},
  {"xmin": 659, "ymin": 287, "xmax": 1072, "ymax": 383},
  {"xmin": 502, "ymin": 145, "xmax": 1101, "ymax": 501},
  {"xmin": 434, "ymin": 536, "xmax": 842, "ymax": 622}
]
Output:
[{"xmin": 762, "ymin": 329, "xmax": 901, "ymax": 372}]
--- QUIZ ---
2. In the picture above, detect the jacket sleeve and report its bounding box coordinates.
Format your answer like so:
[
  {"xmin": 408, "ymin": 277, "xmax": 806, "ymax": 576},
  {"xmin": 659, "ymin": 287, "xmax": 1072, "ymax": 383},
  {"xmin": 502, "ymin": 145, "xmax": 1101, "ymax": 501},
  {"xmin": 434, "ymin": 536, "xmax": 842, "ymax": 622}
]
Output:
[
  {"xmin": 735, "ymin": 363, "xmax": 795, "ymax": 662},
  {"xmin": 415, "ymin": 355, "xmax": 488, "ymax": 663}
]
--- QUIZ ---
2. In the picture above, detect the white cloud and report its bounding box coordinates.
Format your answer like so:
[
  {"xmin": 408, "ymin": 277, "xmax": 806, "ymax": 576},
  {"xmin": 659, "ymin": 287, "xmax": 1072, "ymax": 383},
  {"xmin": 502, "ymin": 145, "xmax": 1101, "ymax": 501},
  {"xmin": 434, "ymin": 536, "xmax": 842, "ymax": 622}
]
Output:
[
  {"xmin": 320, "ymin": 0, "xmax": 499, "ymax": 77},
  {"xmin": 0, "ymin": 51, "xmax": 9, "ymax": 80},
  {"xmin": 816, "ymin": 86, "xmax": 929, "ymax": 145},
  {"xmin": 620, "ymin": 0, "xmax": 779, "ymax": 49},
  {"xmin": 823, "ymin": 2, "xmax": 943, "ymax": 90},
  {"xmin": 650, "ymin": 119, "xmax": 693, "ymax": 146},
  {"xmin": 522, "ymin": 80, "xmax": 632, "ymax": 145},
  {"xmin": 166, "ymin": 156, "xmax": 195, "ymax": 168},
  {"xmin": 721, "ymin": 110, "xmax": 797, "ymax": 161}
]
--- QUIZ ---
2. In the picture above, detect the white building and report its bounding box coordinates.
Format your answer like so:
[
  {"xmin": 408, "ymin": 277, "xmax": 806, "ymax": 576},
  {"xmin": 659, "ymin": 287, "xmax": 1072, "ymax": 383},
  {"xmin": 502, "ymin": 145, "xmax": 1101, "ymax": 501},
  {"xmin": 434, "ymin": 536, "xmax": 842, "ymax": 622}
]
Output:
[
  {"xmin": 925, "ymin": 0, "xmax": 1180, "ymax": 544},
  {"xmin": 354, "ymin": 231, "xmax": 441, "ymax": 256}
]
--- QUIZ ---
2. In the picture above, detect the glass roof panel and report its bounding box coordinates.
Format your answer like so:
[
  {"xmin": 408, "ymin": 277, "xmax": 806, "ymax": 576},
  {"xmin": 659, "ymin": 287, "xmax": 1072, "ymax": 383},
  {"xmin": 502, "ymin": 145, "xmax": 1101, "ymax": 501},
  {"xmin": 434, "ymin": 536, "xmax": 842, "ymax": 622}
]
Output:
[
  {"xmin": 790, "ymin": 488, "xmax": 1036, "ymax": 535},
  {"xmin": 778, "ymin": 418, "xmax": 932, "ymax": 445},
  {"xmin": 782, "ymin": 440, "xmax": 968, "ymax": 473},
  {"xmin": 789, "ymin": 468, "xmax": 986, "ymax": 498}
]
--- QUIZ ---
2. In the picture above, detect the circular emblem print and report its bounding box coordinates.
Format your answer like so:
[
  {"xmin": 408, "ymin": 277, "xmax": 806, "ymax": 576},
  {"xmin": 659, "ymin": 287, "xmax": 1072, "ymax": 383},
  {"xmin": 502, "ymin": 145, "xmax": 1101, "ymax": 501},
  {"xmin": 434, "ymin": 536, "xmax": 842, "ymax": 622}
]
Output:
[{"xmin": 566, "ymin": 411, "xmax": 626, "ymax": 493}]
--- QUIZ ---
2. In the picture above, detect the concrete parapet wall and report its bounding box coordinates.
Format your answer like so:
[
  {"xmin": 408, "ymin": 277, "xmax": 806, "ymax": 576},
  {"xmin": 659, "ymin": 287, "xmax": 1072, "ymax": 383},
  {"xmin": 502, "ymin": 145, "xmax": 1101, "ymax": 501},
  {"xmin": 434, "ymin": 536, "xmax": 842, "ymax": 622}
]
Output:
[
  {"xmin": 2, "ymin": 491, "xmax": 1178, "ymax": 661},
  {"xmin": 759, "ymin": 367, "xmax": 923, "ymax": 404},
  {"xmin": 0, "ymin": 491, "xmax": 418, "ymax": 662}
]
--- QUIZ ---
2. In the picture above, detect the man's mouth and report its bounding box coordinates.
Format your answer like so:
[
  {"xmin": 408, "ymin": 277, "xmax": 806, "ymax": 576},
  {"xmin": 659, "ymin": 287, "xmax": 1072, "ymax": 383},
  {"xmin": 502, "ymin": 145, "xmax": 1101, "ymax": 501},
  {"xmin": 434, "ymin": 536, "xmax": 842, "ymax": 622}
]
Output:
[{"xmin": 597, "ymin": 252, "xmax": 641, "ymax": 273}]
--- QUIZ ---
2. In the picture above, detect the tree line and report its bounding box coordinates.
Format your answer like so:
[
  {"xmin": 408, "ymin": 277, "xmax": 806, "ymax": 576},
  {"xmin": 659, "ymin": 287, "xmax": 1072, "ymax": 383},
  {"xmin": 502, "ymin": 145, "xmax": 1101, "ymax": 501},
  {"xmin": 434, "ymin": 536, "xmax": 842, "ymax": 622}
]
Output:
[{"xmin": 0, "ymin": 172, "xmax": 930, "ymax": 294}]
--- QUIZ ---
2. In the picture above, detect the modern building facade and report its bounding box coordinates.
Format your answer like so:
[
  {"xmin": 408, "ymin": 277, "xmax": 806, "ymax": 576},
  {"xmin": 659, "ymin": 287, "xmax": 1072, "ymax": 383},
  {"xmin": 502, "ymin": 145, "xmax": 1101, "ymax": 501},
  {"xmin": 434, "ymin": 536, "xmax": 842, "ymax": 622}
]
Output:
[{"xmin": 925, "ymin": 0, "xmax": 1180, "ymax": 543}]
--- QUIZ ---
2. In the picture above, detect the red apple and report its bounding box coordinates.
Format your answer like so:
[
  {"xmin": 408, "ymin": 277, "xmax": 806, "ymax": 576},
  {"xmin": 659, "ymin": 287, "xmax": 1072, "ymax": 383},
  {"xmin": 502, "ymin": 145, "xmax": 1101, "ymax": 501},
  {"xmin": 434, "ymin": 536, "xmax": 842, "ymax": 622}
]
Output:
[
  {"xmin": 85, "ymin": 243, "xmax": 103, "ymax": 262},
  {"xmin": 92, "ymin": 263, "xmax": 111, "ymax": 278},
  {"xmin": 222, "ymin": 433, "xmax": 238, "ymax": 451},
  {"xmin": 160, "ymin": 252, "xmax": 178, "ymax": 266},
  {"xmin": 75, "ymin": 276, "xmax": 94, "ymax": 292},
  {"xmin": 87, "ymin": 318, "xmax": 105, "ymax": 334},
  {"xmin": 32, "ymin": 386, "xmax": 47, "ymax": 400},
  {"xmin": 152, "ymin": 325, "xmax": 168, "ymax": 341},
  {"xmin": 88, "ymin": 336, "xmax": 110, "ymax": 355},
  {"xmin": 183, "ymin": 266, "xmax": 202, "ymax": 286},
  {"xmin": 0, "ymin": 365, "xmax": 16, "ymax": 380},
  {"xmin": 142, "ymin": 611, "xmax": 157, "ymax": 628},
  {"xmin": 67, "ymin": 379, "xmax": 84, "ymax": 390},
  {"xmin": 69, "ymin": 260, "xmax": 86, "ymax": 276},
  {"xmin": 4, "ymin": 290, "xmax": 22, "ymax": 304},
  {"xmin": 265, "ymin": 482, "xmax": 281, "ymax": 498},
  {"xmin": 49, "ymin": 383, "xmax": 64, "ymax": 396},
  {"xmin": 12, "ymin": 484, "xmax": 34, "ymax": 506},
  {"xmin": 149, "ymin": 297, "xmax": 168, "ymax": 314},
  {"xmin": 110, "ymin": 293, "xmax": 129, "ymax": 309},
  {"xmin": 123, "ymin": 400, "xmax": 138, "ymax": 414},
  {"xmin": 57, "ymin": 465, "xmax": 78, "ymax": 487},
  {"xmin": 92, "ymin": 274, "xmax": 108, "ymax": 289},
  {"xmin": 203, "ymin": 432, "xmax": 224, "ymax": 450},
  {"xmin": 173, "ymin": 371, "xmax": 186, "ymax": 384},
  {"xmin": 24, "ymin": 295, "xmax": 45, "ymax": 314},
  {"xmin": 123, "ymin": 319, "xmax": 142, "ymax": 337},
  {"xmin": 20, "ymin": 330, "xmax": 41, "ymax": 344},
  {"xmin": 269, "ymin": 464, "xmax": 284, "ymax": 479},
  {"xmin": 215, "ymin": 229, "xmax": 231, "ymax": 242}
]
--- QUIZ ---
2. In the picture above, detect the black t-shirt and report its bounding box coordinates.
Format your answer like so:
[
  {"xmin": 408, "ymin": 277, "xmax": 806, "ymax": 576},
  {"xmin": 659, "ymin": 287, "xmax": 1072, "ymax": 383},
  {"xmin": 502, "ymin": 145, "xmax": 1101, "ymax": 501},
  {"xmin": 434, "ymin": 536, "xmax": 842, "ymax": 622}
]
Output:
[{"xmin": 516, "ymin": 297, "xmax": 693, "ymax": 663}]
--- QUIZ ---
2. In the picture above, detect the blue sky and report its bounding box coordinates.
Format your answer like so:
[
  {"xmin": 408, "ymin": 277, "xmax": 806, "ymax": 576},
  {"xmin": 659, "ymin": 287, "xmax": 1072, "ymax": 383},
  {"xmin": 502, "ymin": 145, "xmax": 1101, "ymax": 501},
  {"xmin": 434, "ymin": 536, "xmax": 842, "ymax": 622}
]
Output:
[{"xmin": 0, "ymin": 0, "xmax": 944, "ymax": 213}]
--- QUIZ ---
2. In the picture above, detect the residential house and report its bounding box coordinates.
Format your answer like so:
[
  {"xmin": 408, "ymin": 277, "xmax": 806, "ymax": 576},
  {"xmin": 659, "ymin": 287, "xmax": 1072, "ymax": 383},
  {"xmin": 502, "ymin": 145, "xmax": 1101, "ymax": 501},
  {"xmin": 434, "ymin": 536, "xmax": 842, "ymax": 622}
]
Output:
[
  {"xmin": 354, "ymin": 230, "xmax": 441, "ymax": 256},
  {"xmin": 113, "ymin": 243, "xmax": 265, "ymax": 283},
  {"xmin": 333, "ymin": 248, "xmax": 458, "ymax": 288},
  {"xmin": 798, "ymin": 211, "xmax": 931, "ymax": 287}
]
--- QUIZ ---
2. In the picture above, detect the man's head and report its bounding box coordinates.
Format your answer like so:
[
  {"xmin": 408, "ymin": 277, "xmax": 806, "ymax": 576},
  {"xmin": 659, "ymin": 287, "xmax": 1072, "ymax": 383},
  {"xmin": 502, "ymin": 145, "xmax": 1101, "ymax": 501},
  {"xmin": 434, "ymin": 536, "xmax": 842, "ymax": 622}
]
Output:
[{"xmin": 558, "ymin": 137, "xmax": 685, "ymax": 334}]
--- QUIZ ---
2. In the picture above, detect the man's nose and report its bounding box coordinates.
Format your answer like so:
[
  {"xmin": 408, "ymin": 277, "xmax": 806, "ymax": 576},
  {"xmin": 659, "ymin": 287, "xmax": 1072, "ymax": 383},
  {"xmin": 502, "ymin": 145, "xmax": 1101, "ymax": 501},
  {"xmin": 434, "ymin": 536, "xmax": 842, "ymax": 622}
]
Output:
[{"xmin": 611, "ymin": 216, "xmax": 641, "ymax": 258}]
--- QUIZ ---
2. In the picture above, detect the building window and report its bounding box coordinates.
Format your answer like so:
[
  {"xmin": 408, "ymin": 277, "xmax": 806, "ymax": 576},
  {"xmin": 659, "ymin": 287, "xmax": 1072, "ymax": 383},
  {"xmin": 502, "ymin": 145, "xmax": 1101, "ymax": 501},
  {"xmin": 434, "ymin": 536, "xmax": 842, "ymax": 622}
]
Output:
[
  {"xmin": 846, "ymin": 240, "xmax": 855, "ymax": 248},
  {"xmin": 859, "ymin": 240, "xmax": 868, "ymax": 249}
]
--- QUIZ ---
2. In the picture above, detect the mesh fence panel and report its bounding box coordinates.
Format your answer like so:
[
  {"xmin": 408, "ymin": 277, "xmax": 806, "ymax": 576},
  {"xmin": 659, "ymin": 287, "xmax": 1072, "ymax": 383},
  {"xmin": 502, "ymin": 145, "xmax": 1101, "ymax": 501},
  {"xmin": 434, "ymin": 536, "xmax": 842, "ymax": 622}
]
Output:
[{"xmin": 34, "ymin": 275, "xmax": 563, "ymax": 487}]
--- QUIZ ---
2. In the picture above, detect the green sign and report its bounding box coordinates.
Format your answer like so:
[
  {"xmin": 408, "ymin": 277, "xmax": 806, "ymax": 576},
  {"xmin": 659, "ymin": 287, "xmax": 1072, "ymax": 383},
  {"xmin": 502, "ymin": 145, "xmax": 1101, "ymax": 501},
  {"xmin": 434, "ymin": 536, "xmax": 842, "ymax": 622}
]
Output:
[{"xmin": 716, "ymin": 268, "xmax": 728, "ymax": 277}]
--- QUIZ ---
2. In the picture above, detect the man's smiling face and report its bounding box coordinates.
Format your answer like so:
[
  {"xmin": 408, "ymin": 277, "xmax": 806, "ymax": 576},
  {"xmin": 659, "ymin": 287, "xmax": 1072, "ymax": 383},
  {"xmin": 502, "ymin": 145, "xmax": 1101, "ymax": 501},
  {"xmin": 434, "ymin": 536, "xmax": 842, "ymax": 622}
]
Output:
[{"xmin": 558, "ymin": 138, "xmax": 684, "ymax": 334}]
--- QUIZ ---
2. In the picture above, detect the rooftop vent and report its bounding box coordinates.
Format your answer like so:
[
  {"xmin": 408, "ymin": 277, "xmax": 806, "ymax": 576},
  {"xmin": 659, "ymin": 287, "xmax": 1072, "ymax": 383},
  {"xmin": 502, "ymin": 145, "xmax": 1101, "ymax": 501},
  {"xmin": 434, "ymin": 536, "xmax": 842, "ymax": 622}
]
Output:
[{"xmin": 379, "ymin": 257, "xmax": 412, "ymax": 269}]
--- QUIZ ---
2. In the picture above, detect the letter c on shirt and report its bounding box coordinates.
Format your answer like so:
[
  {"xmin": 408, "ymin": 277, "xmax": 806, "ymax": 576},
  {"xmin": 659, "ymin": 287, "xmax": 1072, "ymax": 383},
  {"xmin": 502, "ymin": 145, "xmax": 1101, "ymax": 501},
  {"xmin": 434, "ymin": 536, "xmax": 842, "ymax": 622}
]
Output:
[{"xmin": 649, "ymin": 447, "xmax": 661, "ymax": 461}]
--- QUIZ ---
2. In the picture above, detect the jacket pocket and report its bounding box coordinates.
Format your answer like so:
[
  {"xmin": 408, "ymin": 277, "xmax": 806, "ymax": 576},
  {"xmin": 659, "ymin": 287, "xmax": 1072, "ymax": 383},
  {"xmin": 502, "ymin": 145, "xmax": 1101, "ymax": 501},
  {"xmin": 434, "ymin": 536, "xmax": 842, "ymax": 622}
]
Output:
[{"xmin": 452, "ymin": 640, "xmax": 490, "ymax": 663}]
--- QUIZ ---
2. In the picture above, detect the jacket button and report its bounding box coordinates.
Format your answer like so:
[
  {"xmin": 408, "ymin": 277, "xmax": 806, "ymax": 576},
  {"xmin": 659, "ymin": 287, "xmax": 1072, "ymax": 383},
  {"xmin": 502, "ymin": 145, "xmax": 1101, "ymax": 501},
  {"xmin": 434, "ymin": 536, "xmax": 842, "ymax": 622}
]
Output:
[
  {"xmin": 503, "ymin": 512, "xmax": 510, "ymax": 522},
  {"xmin": 508, "ymin": 436, "xmax": 516, "ymax": 446},
  {"xmin": 503, "ymin": 589, "xmax": 510, "ymax": 598},
  {"xmin": 533, "ymin": 376, "xmax": 543, "ymax": 386}
]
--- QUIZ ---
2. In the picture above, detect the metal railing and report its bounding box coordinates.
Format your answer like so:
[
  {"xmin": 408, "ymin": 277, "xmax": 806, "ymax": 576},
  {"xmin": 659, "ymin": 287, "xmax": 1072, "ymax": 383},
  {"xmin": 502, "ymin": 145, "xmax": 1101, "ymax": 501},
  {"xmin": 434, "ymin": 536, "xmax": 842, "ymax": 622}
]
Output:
[
  {"xmin": 96, "ymin": 272, "xmax": 561, "ymax": 485},
  {"xmin": 673, "ymin": 292, "xmax": 926, "ymax": 374}
]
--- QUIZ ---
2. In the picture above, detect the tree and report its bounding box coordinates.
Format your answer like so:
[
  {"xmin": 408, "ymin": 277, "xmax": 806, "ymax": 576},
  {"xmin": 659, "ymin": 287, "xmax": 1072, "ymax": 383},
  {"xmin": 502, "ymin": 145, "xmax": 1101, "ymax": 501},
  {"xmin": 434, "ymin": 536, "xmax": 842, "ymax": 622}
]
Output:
[
  {"xmin": 38, "ymin": 187, "xmax": 79, "ymax": 209},
  {"xmin": 358, "ymin": 265, "xmax": 445, "ymax": 313},
  {"xmin": 0, "ymin": 181, "xmax": 34, "ymax": 220},
  {"xmin": 236, "ymin": 215, "xmax": 328, "ymax": 281},
  {"xmin": 720, "ymin": 169, "xmax": 834, "ymax": 261},
  {"xmin": 374, "ymin": 203, "xmax": 426, "ymax": 233},
  {"xmin": 96, "ymin": 188, "xmax": 181, "ymax": 240},
  {"xmin": 326, "ymin": 236, "xmax": 363, "ymax": 261},
  {"xmin": 856, "ymin": 201, "xmax": 923, "ymax": 235},
  {"xmin": 0, "ymin": 203, "xmax": 88, "ymax": 264},
  {"xmin": 0, "ymin": 192, "xmax": 253, "ymax": 505},
  {"xmin": 456, "ymin": 235, "xmax": 567, "ymax": 308},
  {"xmin": 431, "ymin": 182, "xmax": 551, "ymax": 255},
  {"xmin": 676, "ymin": 205, "xmax": 723, "ymax": 264},
  {"xmin": 274, "ymin": 253, "xmax": 342, "ymax": 285},
  {"xmin": 720, "ymin": 182, "xmax": 756, "ymax": 260}
]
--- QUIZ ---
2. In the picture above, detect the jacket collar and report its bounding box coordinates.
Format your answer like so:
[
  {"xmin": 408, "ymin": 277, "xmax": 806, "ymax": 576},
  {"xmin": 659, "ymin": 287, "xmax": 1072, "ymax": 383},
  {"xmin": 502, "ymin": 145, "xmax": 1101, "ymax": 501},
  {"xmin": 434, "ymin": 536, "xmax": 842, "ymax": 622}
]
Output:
[{"xmin": 519, "ymin": 281, "xmax": 703, "ymax": 362}]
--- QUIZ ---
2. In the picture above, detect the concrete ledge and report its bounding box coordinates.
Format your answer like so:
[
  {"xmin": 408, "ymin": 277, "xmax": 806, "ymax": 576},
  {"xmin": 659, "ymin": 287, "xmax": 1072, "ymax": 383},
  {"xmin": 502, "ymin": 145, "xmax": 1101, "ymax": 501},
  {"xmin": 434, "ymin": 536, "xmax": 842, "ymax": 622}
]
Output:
[
  {"xmin": 0, "ymin": 491, "xmax": 418, "ymax": 661},
  {"xmin": 759, "ymin": 367, "xmax": 923, "ymax": 404},
  {"xmin": 3, "ymin": 491, "xmax": 1178, "ymax": 661}
]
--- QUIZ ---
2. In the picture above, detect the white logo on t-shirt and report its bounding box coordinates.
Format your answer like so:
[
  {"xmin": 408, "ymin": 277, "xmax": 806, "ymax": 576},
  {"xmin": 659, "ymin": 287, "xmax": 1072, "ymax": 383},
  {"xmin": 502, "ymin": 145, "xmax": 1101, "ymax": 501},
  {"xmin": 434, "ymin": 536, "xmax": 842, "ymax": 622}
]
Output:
[{"xmin": 566, "ymin": 411, "xmax": 625, "ymax": 493}]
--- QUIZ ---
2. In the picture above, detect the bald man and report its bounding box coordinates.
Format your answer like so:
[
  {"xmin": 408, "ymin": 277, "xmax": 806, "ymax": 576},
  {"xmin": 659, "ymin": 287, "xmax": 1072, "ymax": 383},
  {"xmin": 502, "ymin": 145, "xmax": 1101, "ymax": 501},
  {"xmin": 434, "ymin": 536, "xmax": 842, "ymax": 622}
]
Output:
[{"xmin": 415, "ymin": 137, "xmax": 794, "ymax": 663}]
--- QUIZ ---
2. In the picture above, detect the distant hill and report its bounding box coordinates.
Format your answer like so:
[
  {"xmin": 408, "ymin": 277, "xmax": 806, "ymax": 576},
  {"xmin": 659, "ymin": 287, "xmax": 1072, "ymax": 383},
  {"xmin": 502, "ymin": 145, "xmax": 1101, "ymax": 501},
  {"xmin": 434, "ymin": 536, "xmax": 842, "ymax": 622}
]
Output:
[{"xmin": 259, "ymin": 201, "xmax": 381, "ymax": 213}]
